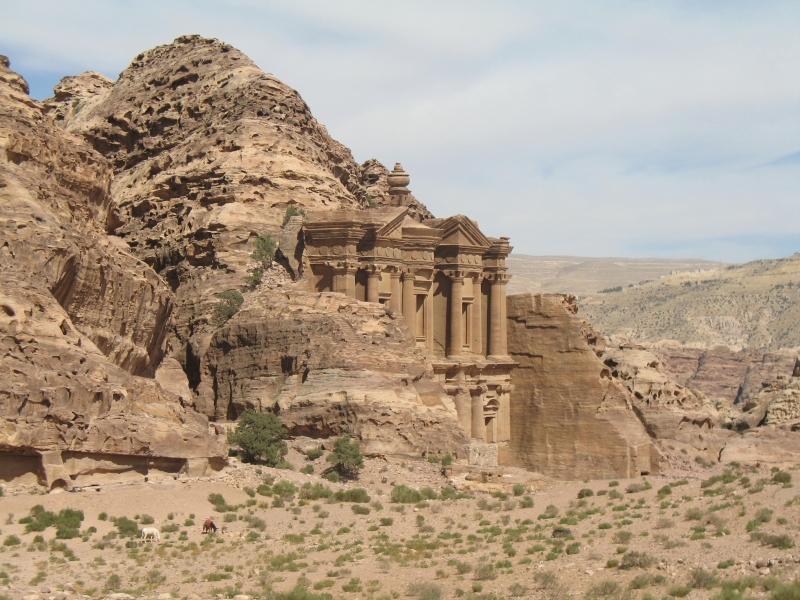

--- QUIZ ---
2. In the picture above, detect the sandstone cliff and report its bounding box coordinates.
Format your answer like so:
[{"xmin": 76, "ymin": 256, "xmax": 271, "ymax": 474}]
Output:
[
  {"xmin": 504, "ymin": 293, "xmax": 663, "ymax": 479},
  {"xmin": 201, "ymin": 290, "xmax": 468, "ymax": 457},
  {"xmin": 41, "ymin": 36, "xmax": 449, "ymax": 441},
  {"xmin": 0, "ymin": 56, "xmax": 226, "ymax": 489}
]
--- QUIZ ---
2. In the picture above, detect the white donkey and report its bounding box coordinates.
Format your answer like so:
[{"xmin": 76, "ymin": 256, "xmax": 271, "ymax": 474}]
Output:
[{"xmin": 140, "ymin": 527, "xmax": 161, "ymax": 543}]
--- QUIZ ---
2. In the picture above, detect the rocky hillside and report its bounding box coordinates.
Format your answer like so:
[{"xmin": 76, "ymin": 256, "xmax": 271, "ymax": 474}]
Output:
[
  {"xmin": 579, "ymin": 254, "xmax": 800, "ymax": 351},
  {"xmin": 36, "ymin": 35, "xmax": 463, "ymax": 457},
  {"xmin": 0, "ymin": 55, "xmax": 225, "ymax": 489}
]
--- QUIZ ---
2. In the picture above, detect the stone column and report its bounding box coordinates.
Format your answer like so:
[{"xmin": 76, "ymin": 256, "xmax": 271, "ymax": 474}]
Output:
[
  {"xmin": 402, "ymin": 270, "xmax": 416, "ymax": 336},
  {"xmin": 471, "ymin": 386, "xmax": 485, "ymax": 441},
  {"xmin": 448, "ymin": 273, "xmax": 464, "ymax": 357},
  {"xmin": 488, "ymin": 275, "xmax": 508, "ymax": 358},
  {"xmin": 343, "ymin": 266, "xmax": 356, "ymax": 298},
  {"xmin": 471, "ymin": 276, "xmax": 483, "ymax": 354},
  {"xmin": 333, "ymin": 265, "xmax": 356, "ymax": 298},
  {"xmin": 455, "ymin": 372, "xmax": 471, "ymax": 434},
  {"xmin": 389, "ymin": 270, "xmax": 402, "ymax": 311},
  {"xmin": 366, "ymin": 268, "xmax": 381, "ymax": 304}
]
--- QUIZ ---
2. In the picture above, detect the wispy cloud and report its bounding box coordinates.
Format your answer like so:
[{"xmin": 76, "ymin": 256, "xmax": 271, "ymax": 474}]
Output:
[{"xmin": 1, "ymin": 0, "xmax": 798, "ymax": 263}]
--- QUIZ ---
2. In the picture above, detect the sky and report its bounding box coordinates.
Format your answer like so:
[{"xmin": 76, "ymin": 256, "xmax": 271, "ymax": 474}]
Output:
[{"xmin": 1, "ymin": 1, "xmax": 798, "ymax": 263}]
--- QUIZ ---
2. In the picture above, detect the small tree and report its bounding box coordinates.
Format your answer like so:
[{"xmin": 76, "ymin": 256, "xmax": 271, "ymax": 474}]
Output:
[
  {"xmin": 251, "ymin": 234, "xmax": 277, "ymax": 270},
  {"xmin": 214, "ymin": 290, "xmax": 244, "ymax": 324},
  {"xmin": 326, "ymin": 435, "xmax": 364, "ymax": 479},
  {"xmin": 228, "ymin": 410, "xmax": 288, "ymax": 465}
]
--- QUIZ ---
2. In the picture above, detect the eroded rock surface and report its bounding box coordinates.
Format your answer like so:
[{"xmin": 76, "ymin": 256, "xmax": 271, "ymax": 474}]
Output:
[
  {"xmin": 202, "ymin": 290, "xmax": 468, "ymax": 457},
  {"xmin": 0, "ymin": 56, "xmax": 225, "ymax": 488},
  {"xmin": 504, "ymin": 293, "xmax": 664, "ymax": 479}
]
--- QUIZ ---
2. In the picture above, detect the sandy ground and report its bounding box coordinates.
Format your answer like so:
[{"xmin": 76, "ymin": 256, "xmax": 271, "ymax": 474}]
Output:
[{"xmin": 0, "ymin": 453, "xmax": 798, "ymax": 600}]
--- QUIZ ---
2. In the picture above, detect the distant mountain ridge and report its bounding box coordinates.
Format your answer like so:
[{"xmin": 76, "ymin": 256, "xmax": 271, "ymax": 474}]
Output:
[
  {"xmin": 578, "ymin": 253, "xmax": 800, "ymax": 352},
  {"xmin": 507, "ymin": 254, "xmax": 720, "ymax": 297}
]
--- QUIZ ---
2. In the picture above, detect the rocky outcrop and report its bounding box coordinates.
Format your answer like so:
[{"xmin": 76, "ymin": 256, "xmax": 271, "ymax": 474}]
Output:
[
  {"xmin": 43, "ymin": 36, "xmax": 436, "ymax": 424},
  {"xmin": 601, "ymin": 347, "xmax": 718, "ymax": 438},
  {"xmin": 202, "ymin": 290, "xmax": 469, "ymax": 457},
  {"xmin": 504, "ymin": 293, "xmax": 663, "ymax": 479},
  {"xmin": 0, "ymin": 56, "xmax": 225, "ymax": 489},
  {"xmin": 646, "ymin": 341, "xmax": 798, "ymax": 406}
]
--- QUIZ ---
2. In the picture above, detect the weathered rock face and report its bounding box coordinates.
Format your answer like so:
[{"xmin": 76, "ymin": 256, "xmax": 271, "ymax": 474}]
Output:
[
  {"xmin": 44, "ymin": 36, "xmax": 436, "ymax": 422},
  {"xmin": 0, "ymin": 56, "xmax": 225, "ymax": 488},
  {"xmin": 202, "ymin": 290, "xmax": 468, "ymax": 457},
  {"xmin": 646, "ymin": 341, "xmax": 798, "ymax": 406},
  {"xmin": 504, "ymin": 293, "xmax": 663, "ymax": 479},
  {"xmin": 601, "ymin": 347, "xmax": 718, "ymax": 439}
]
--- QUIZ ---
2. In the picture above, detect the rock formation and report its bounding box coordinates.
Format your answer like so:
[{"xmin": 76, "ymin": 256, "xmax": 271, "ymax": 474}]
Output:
[
  {"xmin": 504, "ymin": 293, "xmax": 664, "ymax": 479},
  {"xmin": 200, "ymin": 289, "xmax": 468, "ymax": 456},
  {"xmin": 40, "ymin": 36, "xmax": 448, "ymax": 435},
  {"xmin": 0, "ymin": 56, "xmax": 226, "ymax": 489},
  {"xmin": 644, "ymin": 341, "xmax": 798, "ymax": 406}
]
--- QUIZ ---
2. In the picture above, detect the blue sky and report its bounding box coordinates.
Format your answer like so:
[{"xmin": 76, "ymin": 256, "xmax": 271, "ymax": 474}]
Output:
[{"xmin": 1, "ymin": 0, "xmax": 798, "ymax": 263}]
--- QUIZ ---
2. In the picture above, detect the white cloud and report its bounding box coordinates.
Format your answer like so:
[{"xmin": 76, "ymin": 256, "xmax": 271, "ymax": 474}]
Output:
[{"xmin": 1, "ymin": 0, "xmax": 798, "ymax": 262}]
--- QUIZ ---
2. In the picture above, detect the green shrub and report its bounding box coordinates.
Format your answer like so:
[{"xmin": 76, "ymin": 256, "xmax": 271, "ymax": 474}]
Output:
[
  {"xmin": 689, "ymin": 568, "xmax": 718, "ymax": 589},
  {"xmin": 587, "ymin": 581, "xmax": 621, "ymax": 598},
  {"xmin": 334, "ymin": 488, "xmax": 370, "ymax": 503},
  {"xmin": 474, "ymin": 563, "xmax": 497, "ymax": 581},
  {"xmin": 306, "ymin": 448, "xmax": 324, "ymax": 461},
  {"xmin": 620, "ymin": 551, "xmax": 654, "ymax": 569},
  {"xmin": 252, "ymin": 233, "xmax": 277, "ymax": 268},
  {"xmin": 214, "ymin": 289, "xmax": 244, "ymax": 324},
  {"xmin": 772, "ymin": 471, "xmax": 791, "ymax": 485},
  {"xmin": 609, "ymin": 480, "xmax": 619, "ymax": 487},
  {"xmin": 771, "ymin": 582, "xmax": 800, "ymax": 600},
  {"xmin": 22, "ymin": 505, "xmax": 84, "ymax": 534},
  {"xmin": 326, "ymin": 471, "xmax": 340, "ymax": 483},
  {"xmin": 686, "ymin": 507, "xmax": 704, "ymax": 521},
  {"xmin": 512, "ymin": 484, "xmax": 526, "ymax": 497},
  {"xmin": 300, "ymin": 482, "xmax": 333, "ymax": 500},
  {"xmin": 351, "ymin": 505, "xmax": 370, "ymax": 515},
  {"xmin": 273, "ymin": 480, "xmax": 297, "ymax": 498},
  {"xmin": 283, "ymin": 206, "xmax": 306, "ymax": 226},
  {"xmin": 228, "ymin": 410, "xmax": 288, "ymax": 465},
  {"xmin": 566, "ymin": 542, "xmax": 580, "ymax": 555},
  {"xmin": 520, "ymin": 495, "xmax": 534, "ymax": 508},
  {"xmin": 300, "ymin": 465, "xmax": 314, "ymax": 475},
  {"xmin": 577, "ymin": 488, "xmax": 594, "ymax": 498},
  {"xmin": 606, "ymin": 559, "xmax": 619, "ymax": 568},
  {"xmin": 114, "ymin": 516, "xmax": 140, "ymax": 538},
  {"xmin": 717, "ymin": 559, "xmax": 735, "ymax": 570},
  {"xmin": 2, "ymin": 535, "xmax": 20, "ymax": 546},
  {"xmin": 379, "ymin": 518, "xmax": 394, "ymax": 527},
  {"xmin": 442, "ymin": 453, "xmax": 453, "ymax": 467},
  {"xmin": 407, "ymin": 582, "xmax": 442, "ymax": 600},
  {"xmin": 668, "ymin": 586, "xmax": 692, "ymax": 598},
  {"xmin": 391, "ymin": 485, "xmax": 423, "ymax": 504},
  {"xmin": 139, "ymin": 514, "xmax": 155, "ymax": 525},
  {"xmin": 613, "ymin": 531, "xmax": 632, "ymax": 544},
  {"xmin": 105, "ymin": 573, "xmax": 121, "ymax": 590},
  {"xmin": 658, "ymin": 485, "xmax": 673, "ymax": 497},
  {"xmin": 326, "ymin": 435, "xmax": 364, "ymax": 479}
]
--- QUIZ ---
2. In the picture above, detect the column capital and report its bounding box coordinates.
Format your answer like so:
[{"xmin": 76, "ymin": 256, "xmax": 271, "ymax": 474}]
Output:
[
  {"xmin": 487, "ymin": 273, "xmax": 510, "ymax": 283},
  {"xmin": 444, "ymin": 269, "xmax": 466, "ymax": 282}
]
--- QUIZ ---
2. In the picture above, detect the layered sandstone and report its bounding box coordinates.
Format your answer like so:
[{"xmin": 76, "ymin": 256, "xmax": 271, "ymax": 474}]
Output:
[
  {"xmin": 504, "ymin": 293, "xmax": 663, "ymax": 479},
  {"xmin": 645, "ymin": 342, "xmax": 798, "ymax": 406},
  {"xmin": 43, "ymin": 36, "xmax": 441, "ymax": 434},
  {"xmin": 198, "ymin": 289, "xmax": 468, "ymax": 456},
  {"xmin": 0, "ymin": 56, "xmax": 225, "ymax": 488}
]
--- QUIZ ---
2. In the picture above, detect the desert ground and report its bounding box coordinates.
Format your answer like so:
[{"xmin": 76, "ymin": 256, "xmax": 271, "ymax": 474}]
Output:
[{"xmin": 0, "ymin": 449, "xmax": 798, "ymax": 600}]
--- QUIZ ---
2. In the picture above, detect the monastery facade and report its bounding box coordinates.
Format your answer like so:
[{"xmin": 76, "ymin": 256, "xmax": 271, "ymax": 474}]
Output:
[{"xmin": 302, "ymin": 165, "xmax": 515, "ymax": 446}]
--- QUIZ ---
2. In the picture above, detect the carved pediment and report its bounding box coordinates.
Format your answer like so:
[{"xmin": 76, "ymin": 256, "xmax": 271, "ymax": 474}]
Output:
[{"xmin": 432, "ymin": 215, "xmax": 491, "ymax": 250}]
